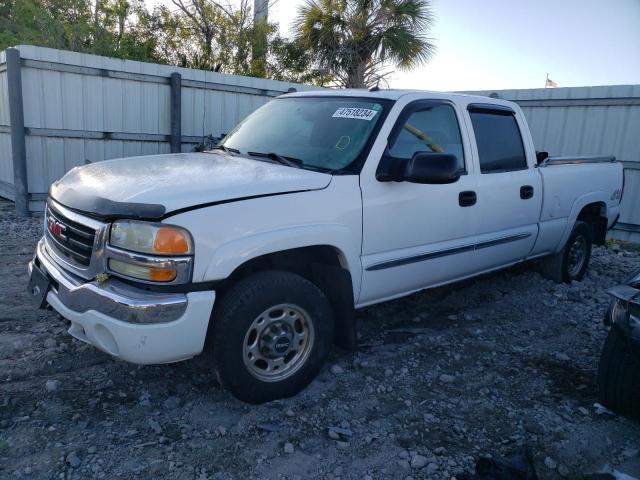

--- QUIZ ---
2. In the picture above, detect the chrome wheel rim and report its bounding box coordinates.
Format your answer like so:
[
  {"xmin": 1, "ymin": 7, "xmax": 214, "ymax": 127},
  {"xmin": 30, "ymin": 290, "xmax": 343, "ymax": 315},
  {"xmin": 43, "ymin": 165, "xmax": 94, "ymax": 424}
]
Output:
[
  {"xmin": 568, "ymin": 235, "xmax": 587, "ymax": 277},
  {"xmin": 242, "ymin": 304, "xmax": 315, "ymax": 382}
]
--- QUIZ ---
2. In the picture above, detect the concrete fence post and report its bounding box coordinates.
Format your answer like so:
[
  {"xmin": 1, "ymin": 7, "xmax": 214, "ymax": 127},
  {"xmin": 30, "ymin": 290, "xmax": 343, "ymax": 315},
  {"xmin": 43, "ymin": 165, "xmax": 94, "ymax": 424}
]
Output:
[
  {"xmin": 6, "ymin": 48, "xmax": 29, "ymax": 216},
  {"xmin": 170, "ymin": 72, "xmax": 182, "ymax": 153}
]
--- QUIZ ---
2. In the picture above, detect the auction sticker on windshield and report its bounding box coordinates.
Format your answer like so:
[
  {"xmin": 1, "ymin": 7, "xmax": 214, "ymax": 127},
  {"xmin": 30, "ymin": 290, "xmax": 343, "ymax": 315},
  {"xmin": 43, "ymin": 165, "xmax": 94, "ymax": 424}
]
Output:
[{"xmin": 332, "ymin": 107, "xmax": 378, "ymax": 121}]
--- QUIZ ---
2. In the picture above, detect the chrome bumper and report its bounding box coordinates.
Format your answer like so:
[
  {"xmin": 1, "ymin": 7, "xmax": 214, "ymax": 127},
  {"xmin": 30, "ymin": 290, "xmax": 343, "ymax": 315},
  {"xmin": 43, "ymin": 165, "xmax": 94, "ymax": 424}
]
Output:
[{"xmin": 31, "ymin": 238, "xmax": 188, "ymax": 324}]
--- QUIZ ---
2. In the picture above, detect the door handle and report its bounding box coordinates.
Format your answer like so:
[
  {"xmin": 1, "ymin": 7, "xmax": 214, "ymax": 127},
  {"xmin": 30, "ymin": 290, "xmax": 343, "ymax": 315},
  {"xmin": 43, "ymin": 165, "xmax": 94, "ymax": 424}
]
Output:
[
  {"xmin": 459, "ymin": 191, "xmax": 477, "ymax": 207},
  {"xmin": 520, "ymin": 185, "xmax": 534, "ymax": 199}
]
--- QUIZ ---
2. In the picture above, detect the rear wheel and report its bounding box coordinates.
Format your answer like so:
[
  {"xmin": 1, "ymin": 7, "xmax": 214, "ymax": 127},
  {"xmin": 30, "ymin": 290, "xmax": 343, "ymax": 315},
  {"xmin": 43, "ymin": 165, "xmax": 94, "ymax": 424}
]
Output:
[
  {"xmin": 597, "ymin": 326, "xmax": 640, "ymax": 420},
  {"xmin": 538, "ymin": 221, "xmax": 592, "ymax": 283},
  {"xmin": 209, "ymin": 270, "xmax": 334, "ymax": 404}
]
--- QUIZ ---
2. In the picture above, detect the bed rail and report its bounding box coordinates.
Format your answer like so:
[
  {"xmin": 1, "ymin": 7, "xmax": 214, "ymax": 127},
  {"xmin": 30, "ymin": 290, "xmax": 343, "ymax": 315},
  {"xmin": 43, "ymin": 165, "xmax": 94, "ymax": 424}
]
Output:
[{"xmin": 540, "ymin": 155, "xmax": 617, "ymax": 166}]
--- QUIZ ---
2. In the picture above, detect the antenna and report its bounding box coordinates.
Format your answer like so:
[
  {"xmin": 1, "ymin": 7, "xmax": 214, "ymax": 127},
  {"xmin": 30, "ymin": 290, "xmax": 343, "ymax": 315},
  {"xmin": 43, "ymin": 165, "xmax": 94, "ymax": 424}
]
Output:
[{"xmin": 369, "ymin": 78, "xmax": 381, "ymax": 92}]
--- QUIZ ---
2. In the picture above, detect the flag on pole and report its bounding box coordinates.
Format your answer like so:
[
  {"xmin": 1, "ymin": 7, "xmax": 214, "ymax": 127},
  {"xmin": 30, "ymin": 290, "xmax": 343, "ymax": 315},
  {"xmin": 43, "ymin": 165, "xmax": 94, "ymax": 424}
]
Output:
[{"xmin": 545, "ymin": 74, "xmax": 558, "ymax": 88}]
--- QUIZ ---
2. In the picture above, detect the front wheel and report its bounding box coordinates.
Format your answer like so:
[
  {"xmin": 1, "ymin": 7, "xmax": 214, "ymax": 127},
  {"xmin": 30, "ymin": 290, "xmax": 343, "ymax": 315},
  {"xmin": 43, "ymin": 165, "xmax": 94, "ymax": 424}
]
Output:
[
  {"xmin": 209, "ymin": 270, "xmax": 334, "ymax": 404},
  {"xmin": 538, "ymin": 221, "xmax": 592, "ymax": 283}
]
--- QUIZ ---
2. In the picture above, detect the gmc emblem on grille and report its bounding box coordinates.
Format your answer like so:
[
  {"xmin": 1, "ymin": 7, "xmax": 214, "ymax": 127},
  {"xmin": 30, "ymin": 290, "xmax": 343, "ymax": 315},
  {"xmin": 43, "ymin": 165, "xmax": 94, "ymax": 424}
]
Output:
[{"xmin": 47, "ymin": 217, "xmax": 67, "ymax": 241}]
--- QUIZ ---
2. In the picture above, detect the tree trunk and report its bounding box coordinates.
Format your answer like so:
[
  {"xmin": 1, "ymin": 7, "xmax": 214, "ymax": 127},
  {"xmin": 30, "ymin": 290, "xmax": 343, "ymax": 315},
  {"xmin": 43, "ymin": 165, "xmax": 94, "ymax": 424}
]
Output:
[
  {"xmin": 344, "ymin": 61, "xmax": 367, "ymax": 88},
  {"xmin": 203, "ymin": 29, "xmax": 215, "ymax": 68},
  {"xmin": 117, "ymin": 12, "xmax": 125, "ymax": 49},
  {"xmin": 252, "ymin": 0, "xmax": 269, "ymax": 77},
  {"xmin": 93, "ymin": 0, "xmax": 103, "ymax": 47}
]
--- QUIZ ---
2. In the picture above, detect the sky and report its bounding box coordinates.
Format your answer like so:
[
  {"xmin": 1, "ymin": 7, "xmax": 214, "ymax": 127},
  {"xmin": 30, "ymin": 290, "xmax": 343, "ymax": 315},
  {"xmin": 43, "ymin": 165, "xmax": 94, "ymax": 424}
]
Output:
[{"xmin": 148, "ymin": 0, "xmax": 640, "ymax": 91}]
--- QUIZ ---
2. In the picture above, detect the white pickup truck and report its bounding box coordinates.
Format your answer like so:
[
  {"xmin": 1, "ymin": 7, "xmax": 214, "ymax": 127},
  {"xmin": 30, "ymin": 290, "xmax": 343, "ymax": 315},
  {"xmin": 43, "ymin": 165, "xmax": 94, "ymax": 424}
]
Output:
[{"xmin": 28, "ymin": 89, "xmax": 624, "ymax": 403}]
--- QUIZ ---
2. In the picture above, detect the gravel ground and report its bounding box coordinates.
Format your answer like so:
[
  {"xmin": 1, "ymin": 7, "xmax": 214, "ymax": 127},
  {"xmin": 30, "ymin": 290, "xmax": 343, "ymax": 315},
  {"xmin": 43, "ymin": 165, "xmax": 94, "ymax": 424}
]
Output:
[{"xmin": 1, "ymin": 198, "xmax": 639, "ymax": 480}]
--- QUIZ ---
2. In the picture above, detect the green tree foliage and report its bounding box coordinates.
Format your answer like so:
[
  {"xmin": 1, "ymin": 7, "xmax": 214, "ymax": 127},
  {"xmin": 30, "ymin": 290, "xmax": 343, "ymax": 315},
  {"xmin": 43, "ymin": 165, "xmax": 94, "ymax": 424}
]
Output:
[
  {"xmin": 1, "ymin": 0, "xmax": 92, "ymax": 53},
  {"xmin": 293, "ymin": 0, "xmax": 436, "ymax": 88},
  {"xmin": 0, "ymin": 0, "xmax": 160, "ymax": 61},
  {"xmin": 0, "ymin": 0, "xmax": 434, "ymax": 86},
  {"xmin": 164, "ymin": 0, "xmax": 324, "ymax": 81},
  {"xmin": 0, "ymin": 0, "xmax": 323, "ymax": 83},
  {"xmin": 267, "ymin": 33, "xmax": 329, "ymax": 84}
]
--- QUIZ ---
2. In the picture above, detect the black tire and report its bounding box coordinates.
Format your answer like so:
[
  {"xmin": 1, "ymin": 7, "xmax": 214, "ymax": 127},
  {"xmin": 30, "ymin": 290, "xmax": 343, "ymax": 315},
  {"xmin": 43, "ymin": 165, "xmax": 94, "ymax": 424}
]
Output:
[
  {"xmin": 597, "ymin": 326, "xmax": 640, "ymax": 420},
  {"xmin": 538, "ymin": 221, "xmax": 592, "ymax": 283},
  {"xmin": 209, "ymin": 270, "xmax": 334, "ymax": 404}
]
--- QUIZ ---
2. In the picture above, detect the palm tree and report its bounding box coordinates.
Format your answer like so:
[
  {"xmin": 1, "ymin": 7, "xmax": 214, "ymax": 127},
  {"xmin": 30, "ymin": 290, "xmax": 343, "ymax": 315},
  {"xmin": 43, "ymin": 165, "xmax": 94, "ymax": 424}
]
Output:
[{"xmin": 293, "ymin": 0, "xmax": 435, "ymax": 88}]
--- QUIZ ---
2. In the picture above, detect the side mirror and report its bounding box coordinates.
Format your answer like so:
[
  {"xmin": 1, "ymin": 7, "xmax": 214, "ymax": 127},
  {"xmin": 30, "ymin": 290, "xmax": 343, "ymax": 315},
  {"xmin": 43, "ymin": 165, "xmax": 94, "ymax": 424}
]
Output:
[
  {"xmin": 536, "ymin": 150, "xmax": 549, "ymax": 165},
  {"xmin": 403, "ymin": 152, "xmax": 462, "ymax": 184}
]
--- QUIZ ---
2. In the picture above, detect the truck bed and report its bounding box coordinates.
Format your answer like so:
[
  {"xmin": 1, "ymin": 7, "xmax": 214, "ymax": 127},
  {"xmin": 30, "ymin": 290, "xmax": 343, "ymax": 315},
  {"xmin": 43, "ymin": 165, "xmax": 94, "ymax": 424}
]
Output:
[{"xmin": 536, "ymin": 157, "xmax": 624, "ymax": 253}]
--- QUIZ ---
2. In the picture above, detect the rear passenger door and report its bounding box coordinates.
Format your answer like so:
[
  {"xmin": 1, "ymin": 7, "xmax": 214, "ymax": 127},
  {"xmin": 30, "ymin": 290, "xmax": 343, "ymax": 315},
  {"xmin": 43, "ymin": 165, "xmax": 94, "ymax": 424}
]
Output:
[{"xmin": 467, "ymin": 104, "xmax": 542, "ymax": 269}]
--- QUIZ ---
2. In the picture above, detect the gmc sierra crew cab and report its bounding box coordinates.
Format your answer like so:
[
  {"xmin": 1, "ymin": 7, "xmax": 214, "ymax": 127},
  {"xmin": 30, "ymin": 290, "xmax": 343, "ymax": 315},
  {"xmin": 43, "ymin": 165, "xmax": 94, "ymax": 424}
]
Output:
[{"xmin": 28, "ymin": 89, "xmax": 624, "ymax": 403}]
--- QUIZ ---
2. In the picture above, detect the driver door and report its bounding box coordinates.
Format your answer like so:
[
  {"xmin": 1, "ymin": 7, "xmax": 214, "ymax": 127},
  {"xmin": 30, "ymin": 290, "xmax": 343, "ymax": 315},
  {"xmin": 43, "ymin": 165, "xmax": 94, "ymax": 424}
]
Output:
[{"xmin": 359, "ymin": 100, "xmax": 480, "ymax": 305}]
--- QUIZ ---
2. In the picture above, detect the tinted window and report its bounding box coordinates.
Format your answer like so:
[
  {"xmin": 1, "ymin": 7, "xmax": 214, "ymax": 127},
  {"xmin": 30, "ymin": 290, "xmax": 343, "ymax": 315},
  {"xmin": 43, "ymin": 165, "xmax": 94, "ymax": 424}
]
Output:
[
  {"xmin": 388, "ymin": 104, "xmax": 465, "ymax": 171},
  {"xmin": 470, "ymin": 111, "xmax": 527, "ymax": 173}
]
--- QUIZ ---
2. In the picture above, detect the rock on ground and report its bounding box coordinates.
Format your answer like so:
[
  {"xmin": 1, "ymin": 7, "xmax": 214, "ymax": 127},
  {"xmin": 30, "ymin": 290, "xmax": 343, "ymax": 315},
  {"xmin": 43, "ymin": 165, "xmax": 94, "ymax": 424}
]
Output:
[{"xmin": 1, "ymin": 198, "xmax": 639, "ymax": 479}]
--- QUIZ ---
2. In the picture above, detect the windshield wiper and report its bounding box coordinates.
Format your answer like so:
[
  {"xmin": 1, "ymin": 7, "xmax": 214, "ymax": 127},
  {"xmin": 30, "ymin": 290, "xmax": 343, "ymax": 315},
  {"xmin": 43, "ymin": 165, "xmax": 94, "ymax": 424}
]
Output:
[
  {"xmin": 210, "ymin": 145, "xmax": 240, "ymax": 154},
  {"xmin": 247, "ymin": 151, "xmax": 303, "ymax": 169}
]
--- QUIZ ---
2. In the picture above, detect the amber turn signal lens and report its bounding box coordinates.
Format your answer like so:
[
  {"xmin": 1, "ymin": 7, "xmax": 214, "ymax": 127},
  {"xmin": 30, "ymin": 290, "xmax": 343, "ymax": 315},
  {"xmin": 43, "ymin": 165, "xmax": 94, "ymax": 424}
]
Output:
[
  {"xmin": 149, "ymin": 267, "xmax": 177, "ymax": 282},
  {"xmin": 153, "ymin": 227, "xmax": 190, "ymax": 254},
  {"xmin": 108, "ymin": 259, "xmax": 178, "ymax": 283}
]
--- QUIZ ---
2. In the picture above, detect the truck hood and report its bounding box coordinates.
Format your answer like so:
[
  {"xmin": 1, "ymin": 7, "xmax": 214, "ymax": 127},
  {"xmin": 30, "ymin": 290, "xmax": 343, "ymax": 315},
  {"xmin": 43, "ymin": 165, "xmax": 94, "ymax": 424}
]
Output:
[{"xmin": 49, "ymin": 152, "xmax": 332, "ymax": 219}]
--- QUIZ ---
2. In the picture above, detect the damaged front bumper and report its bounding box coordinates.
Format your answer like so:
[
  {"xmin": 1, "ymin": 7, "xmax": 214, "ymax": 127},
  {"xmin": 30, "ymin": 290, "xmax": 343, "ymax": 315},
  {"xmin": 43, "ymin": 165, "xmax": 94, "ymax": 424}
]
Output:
[{"xmin": 29, "ymin": 238, "xmax": 215, "ymax": 364}]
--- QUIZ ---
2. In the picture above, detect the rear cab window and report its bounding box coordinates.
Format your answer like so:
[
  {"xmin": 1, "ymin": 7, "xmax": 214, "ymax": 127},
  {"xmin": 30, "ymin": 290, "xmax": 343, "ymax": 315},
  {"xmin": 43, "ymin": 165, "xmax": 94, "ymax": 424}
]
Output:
[{"xmin": 468, "ymin": 104, "xmax": 527, "ymax": 173}]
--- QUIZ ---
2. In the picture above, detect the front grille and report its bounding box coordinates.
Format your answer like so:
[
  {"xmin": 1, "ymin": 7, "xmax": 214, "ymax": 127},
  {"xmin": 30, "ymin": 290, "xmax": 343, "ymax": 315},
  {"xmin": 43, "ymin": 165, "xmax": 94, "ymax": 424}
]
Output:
[{"xmin": 46, "ymin": 205, "xmax": 96, "ymax": 267}]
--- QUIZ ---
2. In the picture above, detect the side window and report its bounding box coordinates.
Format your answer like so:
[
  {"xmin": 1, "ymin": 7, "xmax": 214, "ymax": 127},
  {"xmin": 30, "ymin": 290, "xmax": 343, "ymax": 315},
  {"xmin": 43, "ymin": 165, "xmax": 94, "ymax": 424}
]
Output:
[
  {"xmin": 388, "ymin": 104, "xmax": 465, "ymax": 172},
  {"xmin": 469, "ymin": 110, "xmax": 527, "ymax": 173}
]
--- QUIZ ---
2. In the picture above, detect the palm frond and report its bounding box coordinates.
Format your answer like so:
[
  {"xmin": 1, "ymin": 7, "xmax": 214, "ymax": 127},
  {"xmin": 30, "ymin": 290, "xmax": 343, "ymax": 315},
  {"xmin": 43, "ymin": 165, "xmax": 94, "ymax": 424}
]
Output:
[{"xmin": 293, "ymin": 0, "xmax": 436, "ymax": 87}]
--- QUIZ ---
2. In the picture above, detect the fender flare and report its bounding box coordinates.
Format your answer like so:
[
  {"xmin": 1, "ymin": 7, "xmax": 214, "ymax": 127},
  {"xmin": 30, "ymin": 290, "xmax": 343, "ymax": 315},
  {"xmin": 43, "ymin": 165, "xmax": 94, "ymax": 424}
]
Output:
[
  {"xmin": 201, "ymin": 224, "xmax": 362, "ymax": 300},
  {"xmin": 555, "ymin": 192, "xmax": 609, "ymax": 252}
]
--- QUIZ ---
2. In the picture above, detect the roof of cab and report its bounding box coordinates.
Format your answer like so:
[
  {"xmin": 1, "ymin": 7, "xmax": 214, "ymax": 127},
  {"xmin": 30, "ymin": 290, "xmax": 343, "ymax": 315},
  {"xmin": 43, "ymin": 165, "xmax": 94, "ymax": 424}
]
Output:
[{"xmin": 281, "ymin": 88, "xmax": 516, "ymax": 108}]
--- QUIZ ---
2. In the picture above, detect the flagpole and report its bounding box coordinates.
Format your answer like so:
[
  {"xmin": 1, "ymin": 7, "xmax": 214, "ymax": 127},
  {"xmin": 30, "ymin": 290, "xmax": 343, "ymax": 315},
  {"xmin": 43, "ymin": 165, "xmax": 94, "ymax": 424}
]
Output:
[{"xmin": 545, "ymin": 73, "xmax": 549, "ymax": 88}]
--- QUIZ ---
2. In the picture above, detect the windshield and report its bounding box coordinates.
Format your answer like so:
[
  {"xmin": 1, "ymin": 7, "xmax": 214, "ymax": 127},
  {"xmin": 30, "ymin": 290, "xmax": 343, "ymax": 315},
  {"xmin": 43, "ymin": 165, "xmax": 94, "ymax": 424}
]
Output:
[{"xmin": 220, "ymin": 97, "xmax": 388, "ymax": 171}]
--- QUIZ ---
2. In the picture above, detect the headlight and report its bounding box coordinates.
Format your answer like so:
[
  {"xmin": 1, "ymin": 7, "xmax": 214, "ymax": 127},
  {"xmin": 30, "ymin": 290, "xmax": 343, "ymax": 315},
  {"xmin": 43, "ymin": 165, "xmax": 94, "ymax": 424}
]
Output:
[
  {"xmin": 110, "ymin": 220, "xmax": 193, "ymax": 255},
  {"xmin": 610, "ymin": 300, "xmax": 630, "ymax": 325},
  {"xmin": 107, "ymin": 221, "xmax": 193, "ymax": 283}
]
